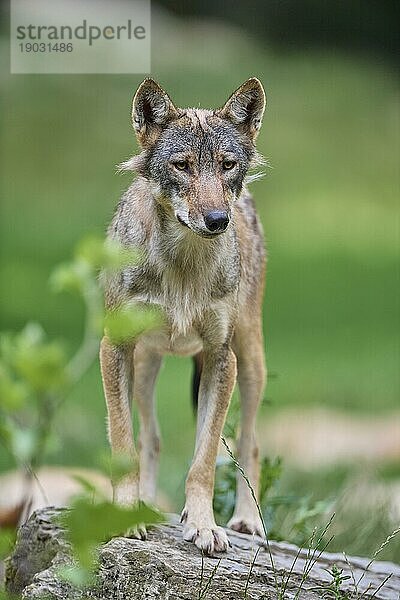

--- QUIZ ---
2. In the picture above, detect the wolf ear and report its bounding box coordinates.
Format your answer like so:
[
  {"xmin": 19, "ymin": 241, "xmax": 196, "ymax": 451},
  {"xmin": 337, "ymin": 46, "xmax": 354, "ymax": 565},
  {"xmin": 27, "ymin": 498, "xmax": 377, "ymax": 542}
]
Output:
[
  {"xmin": 219, "ymin": 78, "xmax": 266, "ymax": 140},
  {"xmin": 132, "ymin": 78, "xmax": 178, "ymax": 147}
]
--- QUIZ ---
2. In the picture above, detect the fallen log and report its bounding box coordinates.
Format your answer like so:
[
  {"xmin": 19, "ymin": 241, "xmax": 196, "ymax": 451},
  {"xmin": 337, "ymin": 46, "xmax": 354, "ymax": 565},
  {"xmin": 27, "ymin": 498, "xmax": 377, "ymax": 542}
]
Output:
[{"xmin": 4, "ymin": 507, "xmax": 400, "ymax": 599}]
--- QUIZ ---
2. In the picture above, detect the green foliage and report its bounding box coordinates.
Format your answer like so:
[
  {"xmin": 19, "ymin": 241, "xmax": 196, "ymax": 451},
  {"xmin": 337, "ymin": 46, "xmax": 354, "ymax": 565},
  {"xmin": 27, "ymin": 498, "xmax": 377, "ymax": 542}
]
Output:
[
  {"xmin": 52, "ymin": 234, "xmax": 164, "ymax": 347},
  {"xmin": 50, "ymin": 483, "xmax": 165, "ymax": 587},
  {"xmin": 259, "ymin": 456, "xmax": 283, "ymax": 506},
  {"xmin": 222, "ymin": 393, "xmax": 240, "ymax": 440},
  {"xmin": 50, "ymin": 260, "xmax": 94, "ymax": 296},
  {"xmin": 104, "ymin": 303, "xmax": 164, "ymax": 345},
  {"xmin": 0, "ymin": 530, "xmax": 17, "ymax": 600},
  {"xmin": 213, "ymin": 457, "xmax": 236, "ymax": 524},
  {"xmin": 217, "ymin": 406, "xmax": 332, "ymax": 548},
  {"xmin": 9, "ymin": 427, "xmax": 37, "ymax": 465},
  {"xmin": 0, "ymin": 235, "xmax": 163, "ymax": 578},
  {"xmin": 6, "ymin": 325, "xmax": 67, "ymax": 393},
  {"xmin": 214, "ymin": 444, "xmax": 332, "ymax": 548},
  {"xmin": 51, "ymin": 235, "xmax": 140, "ymax": 291},
  {"xmin": 310, "ymin": 565, "xmax": 351, "ymax": 599},
  {"xmin": 278, "ymin": 497, "xmax": 333, "ymax": 548},
  {"xmin": 0, "ymin": 365, "xmax": 28, "ymax": 412},
  {"xmin": 0, "ymin": 235, "xmax": 160, "ymax": 474},
  {"xmin": 0, "ymin": 593, "xmax": 17, "ymax": 600},
  {"xmin": 75, "ymin": 236, "xmax": 142, "ymax": 272},
  {"xmin": 98, "ymin": 451, "xmax": 135, "ymax": 487},
  {"xmin": 0, "ymin": 234, "xmax": 169, "ymax": 592},
  {"xmin": 0, "ymin": 528, "xmax": 16, "ymax": 561},
  {"xmin": 58, "ymin": 496, "xmax": 164, "ymax": 574},
  {"xmin": 280, "ymin": 466, "xmax": 400, "ymax": 564},
  {"xmin": 0, "ymin": 323, "xmax": 68, "ymax": 467},
  {"xmin": 70, "ymin": 473, "xmax": 106, "ymax": 501}
]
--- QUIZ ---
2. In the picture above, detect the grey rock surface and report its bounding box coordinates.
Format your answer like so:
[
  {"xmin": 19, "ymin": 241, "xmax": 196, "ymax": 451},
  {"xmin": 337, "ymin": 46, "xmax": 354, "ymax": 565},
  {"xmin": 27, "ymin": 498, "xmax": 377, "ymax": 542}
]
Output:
[{"xmin": 4, "ymin": 508, "xmax": 400, "ymax": 599}]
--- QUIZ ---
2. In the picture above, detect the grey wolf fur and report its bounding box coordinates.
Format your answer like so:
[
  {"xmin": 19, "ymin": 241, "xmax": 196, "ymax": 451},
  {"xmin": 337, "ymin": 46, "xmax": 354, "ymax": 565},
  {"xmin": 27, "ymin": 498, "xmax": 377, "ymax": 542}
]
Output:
[{"xmin": 100, "ymin": 77, "xmax": 267, "ymax": 554}]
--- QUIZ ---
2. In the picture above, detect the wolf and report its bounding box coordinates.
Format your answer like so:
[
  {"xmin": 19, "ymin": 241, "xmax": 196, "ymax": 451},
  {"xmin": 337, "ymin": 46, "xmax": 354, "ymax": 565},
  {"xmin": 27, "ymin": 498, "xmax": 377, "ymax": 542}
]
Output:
[{"xmin": 100, "ymin": 77, "xmax": 267, "ymax": 554}]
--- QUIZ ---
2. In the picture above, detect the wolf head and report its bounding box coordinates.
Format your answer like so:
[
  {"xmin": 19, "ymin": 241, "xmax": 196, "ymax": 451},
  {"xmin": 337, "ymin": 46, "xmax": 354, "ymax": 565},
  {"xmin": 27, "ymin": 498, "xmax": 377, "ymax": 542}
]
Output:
[{"xmin": 122, "ymin": 78, "xmax": 266, "ymax": 238}]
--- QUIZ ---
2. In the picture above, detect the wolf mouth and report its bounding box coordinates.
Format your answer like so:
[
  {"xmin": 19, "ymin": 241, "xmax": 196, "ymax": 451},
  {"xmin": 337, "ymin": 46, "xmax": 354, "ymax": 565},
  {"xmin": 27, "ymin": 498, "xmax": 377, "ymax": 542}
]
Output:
[{"xmin": 177, "ymin": 214, "xmax": 190, "ymax": 228}]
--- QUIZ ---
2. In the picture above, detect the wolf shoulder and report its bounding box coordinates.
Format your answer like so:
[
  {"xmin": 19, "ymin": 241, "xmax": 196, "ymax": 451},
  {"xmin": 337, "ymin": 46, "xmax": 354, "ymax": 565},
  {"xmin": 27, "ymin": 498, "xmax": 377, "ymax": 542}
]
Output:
[
  {"xmin": 108, "ymin": 177, "xmax": 153, "ymax": 248},
  {"xmin": 235, "ymin": 188, "xmax": 266, "ymax": 262}
]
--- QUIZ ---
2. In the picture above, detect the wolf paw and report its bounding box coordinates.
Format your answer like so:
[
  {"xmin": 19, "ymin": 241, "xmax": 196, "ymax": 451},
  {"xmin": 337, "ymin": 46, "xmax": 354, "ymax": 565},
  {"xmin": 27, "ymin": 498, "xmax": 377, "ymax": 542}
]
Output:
[
  {"xmin": 181, "ymin": 508, "xmax": 229, "ymax": 554},
  {"xmin": 183, "ymin": 524, "xmax": 229, "ymax": 554},
  {"xmin": 227, "ymin": 514, "xmax": 265, "ymax": 538},
  {"xmin": 124, "ymin": 523, "xmax": 147, "ymax": 540}
]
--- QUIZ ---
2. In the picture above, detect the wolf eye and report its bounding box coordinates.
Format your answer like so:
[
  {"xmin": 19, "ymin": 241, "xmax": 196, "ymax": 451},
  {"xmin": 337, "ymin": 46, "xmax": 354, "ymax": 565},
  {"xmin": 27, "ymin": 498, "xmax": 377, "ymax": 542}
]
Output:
[
  {"xmin": 222, "ymin": 160, "xmax": 236, "ymax": 170},
  {"xmin": 173, "ymin": 160, "xmax": 188, "ymax": 171}
]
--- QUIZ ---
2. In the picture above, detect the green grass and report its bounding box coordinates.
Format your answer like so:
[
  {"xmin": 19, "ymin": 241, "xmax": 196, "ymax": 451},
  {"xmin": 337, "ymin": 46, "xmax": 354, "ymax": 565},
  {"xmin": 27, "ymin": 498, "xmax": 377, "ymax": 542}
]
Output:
[
  {"xmin": 0, "ymin": 12, "xmax": 399, "ymax": 560},
  {"xmin": 278, "ymin": 464, "xmax": 400, "ymax": 564}
]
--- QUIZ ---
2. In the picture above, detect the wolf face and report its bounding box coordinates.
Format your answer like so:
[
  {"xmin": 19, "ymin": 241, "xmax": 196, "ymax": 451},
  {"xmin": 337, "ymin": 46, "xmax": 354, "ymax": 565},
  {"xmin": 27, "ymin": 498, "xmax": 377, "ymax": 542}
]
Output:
[{"xmin": 125, "ymin": 78, "xmax": 266, "ymax": 238}]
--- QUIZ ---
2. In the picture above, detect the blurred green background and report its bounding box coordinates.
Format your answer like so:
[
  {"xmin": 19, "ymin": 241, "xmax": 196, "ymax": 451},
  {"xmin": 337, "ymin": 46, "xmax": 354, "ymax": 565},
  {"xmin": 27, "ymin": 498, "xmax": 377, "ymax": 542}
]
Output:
[{"xmin": 1, "ymin": 1, "xmax": 399, "ymax": 559}]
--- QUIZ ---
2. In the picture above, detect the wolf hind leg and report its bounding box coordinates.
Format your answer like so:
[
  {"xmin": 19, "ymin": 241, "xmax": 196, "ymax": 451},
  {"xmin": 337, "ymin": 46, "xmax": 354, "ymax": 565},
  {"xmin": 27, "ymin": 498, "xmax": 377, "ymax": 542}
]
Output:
[
  {"xmin": 133, "ymin": 344, "xmax": 162, "ymax": 505},
  {"xmin": 228, "ymin": 318, "xmax": 266, "ymax": 537}
]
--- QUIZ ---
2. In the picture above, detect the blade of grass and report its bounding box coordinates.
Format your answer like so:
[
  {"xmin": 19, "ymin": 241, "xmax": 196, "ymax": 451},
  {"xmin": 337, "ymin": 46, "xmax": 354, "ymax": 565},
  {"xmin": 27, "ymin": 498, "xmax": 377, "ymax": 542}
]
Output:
[
  {"xmin": 370, "ymin": 573, "xmax": 393, "ymax": 599},
  {"xmin": 244, "ymin": 545, "xmax": 261, "ymax": 599},
  {"xmin": 355, "ymin": 527, "xmax": 399, "ymax": 592},
  {"xmin": 198, "ymin": 551, "xmax": 205, "ymax": 600},
  {"xmin": 198, "ymin": 557, "xmax": 222, "ymax": 600},
  {"xmin": 342, "ymin": 551, "xmax": 358, "ymax": 599},
  {"xmin": 293, "ymin": 514, "xmax": 335, "ymax": 599},
  {"xmin": 220, "ymin": 436, "xmax": 280, "ymax": 594}
]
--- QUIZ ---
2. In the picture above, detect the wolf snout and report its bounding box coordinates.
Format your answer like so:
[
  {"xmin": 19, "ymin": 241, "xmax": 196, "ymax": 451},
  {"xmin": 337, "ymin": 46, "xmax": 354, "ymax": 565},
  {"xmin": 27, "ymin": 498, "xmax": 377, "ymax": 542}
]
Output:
[{"xmin": 203, "ymin": 210, "xmax": 230, "ymax": 233}]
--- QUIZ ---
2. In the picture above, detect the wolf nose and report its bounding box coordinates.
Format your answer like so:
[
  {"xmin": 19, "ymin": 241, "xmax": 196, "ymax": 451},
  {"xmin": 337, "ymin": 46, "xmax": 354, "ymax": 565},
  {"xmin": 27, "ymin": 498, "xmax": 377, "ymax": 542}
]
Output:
[{"xmin": 204, "ymin": 210, "xmax": 230, "ymax": 232}]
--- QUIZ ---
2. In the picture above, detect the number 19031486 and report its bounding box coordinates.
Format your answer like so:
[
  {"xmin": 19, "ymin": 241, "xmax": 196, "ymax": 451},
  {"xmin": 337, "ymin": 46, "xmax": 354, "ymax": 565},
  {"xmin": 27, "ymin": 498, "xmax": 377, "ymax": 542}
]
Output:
[{"xmin": 19, "ymin": 43, "xmax": 73, "ymax": 52}]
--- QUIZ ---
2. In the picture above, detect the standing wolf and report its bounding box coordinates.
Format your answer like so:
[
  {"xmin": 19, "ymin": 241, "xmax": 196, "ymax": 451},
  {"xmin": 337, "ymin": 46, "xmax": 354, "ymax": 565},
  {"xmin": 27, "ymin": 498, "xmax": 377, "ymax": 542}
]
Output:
[{"xmin": 100, "ymin": 77, "xmax": 267, "ymax": 554}]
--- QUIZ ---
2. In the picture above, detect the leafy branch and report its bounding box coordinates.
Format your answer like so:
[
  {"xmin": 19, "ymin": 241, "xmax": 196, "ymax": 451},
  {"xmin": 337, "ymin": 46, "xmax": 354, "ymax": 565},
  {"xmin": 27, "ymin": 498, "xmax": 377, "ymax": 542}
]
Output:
[{"xmin": 0, "ymin": 235, "xmax": 163, "ymax": 566}]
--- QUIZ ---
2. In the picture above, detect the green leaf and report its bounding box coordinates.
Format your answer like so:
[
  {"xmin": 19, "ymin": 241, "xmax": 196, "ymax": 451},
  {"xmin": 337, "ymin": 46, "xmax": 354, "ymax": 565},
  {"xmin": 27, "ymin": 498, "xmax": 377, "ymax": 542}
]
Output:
[
  {"xmin": 213, "ymin": 457, "xmax": 237, "ymax": 524},
  {"xmin": 0, "ymin": 324, "xmax": 68, "ymax": 394},
  {"xmin": 59, "ymin": 498, "xmax": 164, "ymax": 570},
  {"xmin": 57, "ymin": 564, "xmax": 93, "ymax": 587},
  {"xmin": 11, "ymin": 428, "xmax": 37, "ymax": 463},
  {"xmin": 18, "ymin": 322, "xmax": 45, "ymax": 346},
  {"xmin": 223, "ymin": 394, "xmax": 240, "ymax": 439},
  {"xmin": 0, "ymin": 528, "xmax": 16, "ymax": 560},
  {"xmin": 0, "ymin": 416, "xmax": 14, "ymax": 450},
  {"xmin": 259, "ymin": 456, "xmax": 283, "ymax": 505},
  {"xmin": 70, "ymin": 473, "xmax": 107, "ymax": 501},
  {"xmin": 13, "ymin": 340, "xmax": 67, "ymax": 393},
  {"xmin": 15, "ymin": 343, "xmax": 67, "ymax": 392},
  {"xmin": 98, "ymin": 451, "xmax": 134, "ymax": 485},
  {"xmin": 50, "ymin": 261, "xmax": 92, "ymax": 295},
  {"xmin": 76, "ymin": 235, "xmax": 141, "ymax": 271},
  {"xmin": 293, "ymin": 498, "xmax": 333, "ymax": 529},
  {"xmin": 104, "ymin": 304, "xmax": 164, "ymax": 344},
  {"xmin": 0, "ymin": 418, "xmax": 36, "ymax": 463},
  {"xmin": 0, "ymin": 591, "xmax": 16, "ymax": 600},
  {"xmin": 0, "ymin": 363, "xmax": 29, "ymax": 411},
  {"xmin": 0, "ymin": 333, "xmax": 15, "ymax": 366}
]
